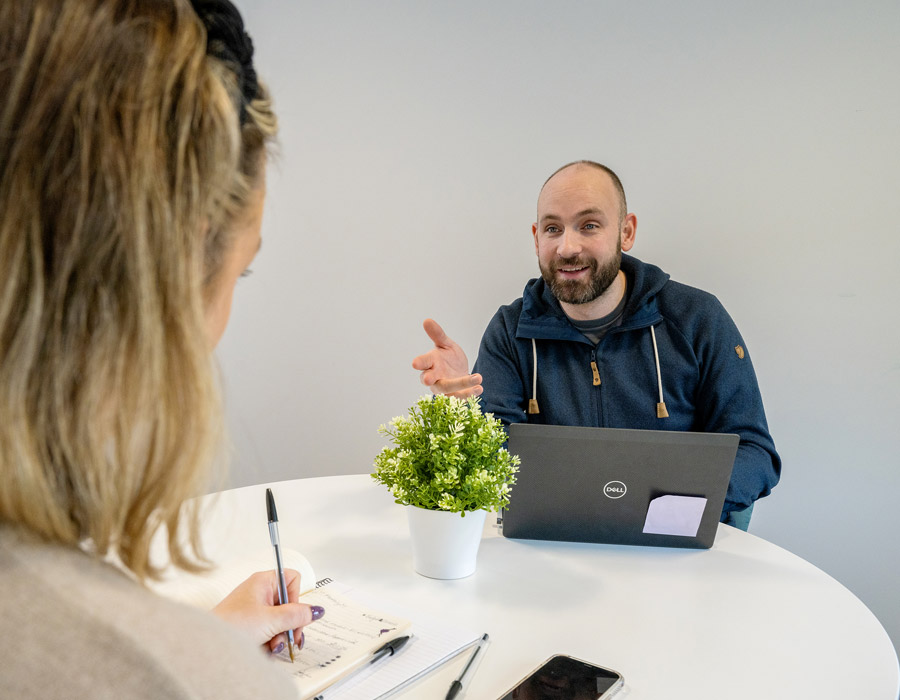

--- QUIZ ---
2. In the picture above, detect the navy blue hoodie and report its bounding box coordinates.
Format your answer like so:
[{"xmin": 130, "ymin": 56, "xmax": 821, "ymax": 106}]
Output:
[{"xmin": 472, "ymin": 254, "xmax": 781, "ymax": 517}]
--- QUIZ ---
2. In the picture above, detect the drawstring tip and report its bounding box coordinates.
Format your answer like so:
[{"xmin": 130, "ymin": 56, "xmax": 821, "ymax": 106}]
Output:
[
  {"xmin": 656, "ymin": 402, "xmax": 669, "ymax": 419},
  {"xmin": 528, "ymin": 399, "xmax": 540, "ymax": 415}
]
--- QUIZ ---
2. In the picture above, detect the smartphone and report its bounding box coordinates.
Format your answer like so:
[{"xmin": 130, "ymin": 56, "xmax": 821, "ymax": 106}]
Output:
[{"xmin": 496, "ymin": 654, "xmax": 624, "ymax": 700}]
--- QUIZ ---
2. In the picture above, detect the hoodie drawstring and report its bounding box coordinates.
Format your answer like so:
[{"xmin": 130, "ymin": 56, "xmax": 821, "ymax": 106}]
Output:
[
  {"xmin": 528, "ymin": 327, "xmax": 669, "ymax": 419},
  {"xmin": 528, "ymin": 338, "xmax": 540, "ymax": 414},
  {"xmin": 650, "ymin": 325, "xmax": 669, "ymax": 418}
]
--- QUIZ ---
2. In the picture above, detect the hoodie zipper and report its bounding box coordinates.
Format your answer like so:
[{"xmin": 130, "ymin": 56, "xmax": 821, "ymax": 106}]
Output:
[
  {"xmin": 590, "ymin": 349, "xmax": 601, "ymax": 386},
  {"xmin": 590, "ymin": 348, "xmax": 603, "ymax": 426}
]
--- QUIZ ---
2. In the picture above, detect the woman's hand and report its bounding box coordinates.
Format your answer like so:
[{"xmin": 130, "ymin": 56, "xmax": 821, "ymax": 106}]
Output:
[{"xmin": 213, "ymin": 569, "xmax": 324, "ymax": 655}]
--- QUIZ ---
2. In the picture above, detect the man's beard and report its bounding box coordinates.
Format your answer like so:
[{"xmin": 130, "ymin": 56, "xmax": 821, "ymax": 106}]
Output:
[{"xmin": 540, "ymin": 241, "xmax": 622, "ymax": 305}]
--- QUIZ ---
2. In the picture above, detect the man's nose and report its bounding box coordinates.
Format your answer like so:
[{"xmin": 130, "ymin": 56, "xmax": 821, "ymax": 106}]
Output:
[{"xmin": 557, "ymin": 229, "xmax": 581, "ymax": 258}]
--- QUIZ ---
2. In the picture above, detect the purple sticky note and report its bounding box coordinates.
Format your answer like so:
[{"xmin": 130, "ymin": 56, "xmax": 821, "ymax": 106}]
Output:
[{"xmin": 642, "ymin": 495, "xmax": 708, "ymax": 537}]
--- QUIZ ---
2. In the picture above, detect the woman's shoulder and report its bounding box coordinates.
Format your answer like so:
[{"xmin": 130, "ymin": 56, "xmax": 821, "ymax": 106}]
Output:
[{"xmin": 0, "ymin": 527, "xmax": 297, "ymax": 699}]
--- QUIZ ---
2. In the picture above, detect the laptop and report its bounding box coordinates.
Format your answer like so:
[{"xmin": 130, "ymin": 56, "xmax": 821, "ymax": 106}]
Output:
[{"xmin": 500, "ymin": 423, "xmax": 739, "ymax": 549}]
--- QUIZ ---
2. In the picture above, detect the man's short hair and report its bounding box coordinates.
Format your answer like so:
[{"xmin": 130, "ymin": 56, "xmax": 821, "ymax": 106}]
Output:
[{"xmin": 541, "ymin": 160, "xmax": 627, "ymax": 224}]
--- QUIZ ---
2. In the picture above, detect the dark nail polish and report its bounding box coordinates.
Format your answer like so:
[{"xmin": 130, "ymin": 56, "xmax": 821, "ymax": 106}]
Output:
[
  {"xmin": 272, "ymin": 641, "xmax": 285, "ymax": 655},
  {"xmin": 299, "ymin": 631, "xmax": 305, "ymax": 650},
  {"xmin": 310, "ymin": 605, "xmax": 325, "ymax": 620}
]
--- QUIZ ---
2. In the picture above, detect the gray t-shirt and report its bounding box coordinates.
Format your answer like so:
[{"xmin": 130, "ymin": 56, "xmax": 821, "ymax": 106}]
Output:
[{"xmin": 565, "ymin": 282, "xmax": 629, "ymax": 344}]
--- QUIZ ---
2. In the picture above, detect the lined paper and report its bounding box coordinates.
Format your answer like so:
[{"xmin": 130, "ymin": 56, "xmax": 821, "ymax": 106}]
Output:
[{"xmin": 312, "ymin": 586, "xmax": 481, "ymax": 700}]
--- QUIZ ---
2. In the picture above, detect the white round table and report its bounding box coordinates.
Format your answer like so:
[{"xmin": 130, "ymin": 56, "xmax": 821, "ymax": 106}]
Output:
[{"xmin": 192, "ymin": 475, "xmax": 899, "ymax": 699}]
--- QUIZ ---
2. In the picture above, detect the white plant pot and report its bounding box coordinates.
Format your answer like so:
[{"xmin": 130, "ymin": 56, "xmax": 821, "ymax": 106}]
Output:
[{"xmin": 405, "ymin": 506, "xmax": 487, "ymax": 580}]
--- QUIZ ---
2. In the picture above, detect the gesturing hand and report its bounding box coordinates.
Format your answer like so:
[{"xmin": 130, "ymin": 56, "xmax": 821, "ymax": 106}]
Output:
[{"xmin": 411, "ymin": 319, "xmax": 483, "ymax": 398}]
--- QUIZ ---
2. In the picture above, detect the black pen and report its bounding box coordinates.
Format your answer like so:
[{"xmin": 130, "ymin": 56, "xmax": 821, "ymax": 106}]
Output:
[
  {"xmin": 266, "ymin": 488, "xmax": 295, "ymax": 662},
  {"xmin": 313, "ymin": 635, "xmax": 411, "ymax": 700},
  {"xmin": 446, "ymin": 633, "xmax": 490, "ymax": 700}
]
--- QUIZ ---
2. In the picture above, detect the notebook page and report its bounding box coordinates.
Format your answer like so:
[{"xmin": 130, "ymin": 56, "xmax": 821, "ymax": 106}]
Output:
[{"xmin": 273, "ymin": 586, "xmax": 411, "ymax": 698}]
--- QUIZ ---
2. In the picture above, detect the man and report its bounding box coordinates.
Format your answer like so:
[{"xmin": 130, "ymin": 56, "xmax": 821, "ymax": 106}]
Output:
[{"xmin": 412, "ymin": 160, "xmax": 780, "ymax": 528}]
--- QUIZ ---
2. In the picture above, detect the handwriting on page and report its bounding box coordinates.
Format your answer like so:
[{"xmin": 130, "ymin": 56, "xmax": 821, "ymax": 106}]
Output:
[{"xmin": 286, "ymin": 587, "xmax": 409, "ymax": 684}]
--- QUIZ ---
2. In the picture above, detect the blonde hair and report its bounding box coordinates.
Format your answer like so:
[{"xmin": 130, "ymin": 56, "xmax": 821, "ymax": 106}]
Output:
[{"xmin": 0, "ymin": 0, "xmax": 276, "ymax": 578}]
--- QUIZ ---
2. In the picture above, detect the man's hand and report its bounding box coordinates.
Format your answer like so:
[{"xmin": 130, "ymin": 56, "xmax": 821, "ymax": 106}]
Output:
[{"xmin": 411, "ymin": 319, "xmax": 483, "ymax": 398}]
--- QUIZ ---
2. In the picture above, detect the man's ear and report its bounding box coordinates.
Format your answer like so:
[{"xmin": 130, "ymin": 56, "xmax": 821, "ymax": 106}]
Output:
[
  {"xmin": 621, "ymin": 213, "xmax": 637, "ymax": 252},
  {"xmin": 532, "ymin": 222, "xmax": 539, "ymax": 255}
]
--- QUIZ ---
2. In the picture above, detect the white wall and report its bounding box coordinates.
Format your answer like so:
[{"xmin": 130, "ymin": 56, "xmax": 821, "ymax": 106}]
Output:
[{"xmin": 221, "ymin": 0, "xmax": 900, "ymax": 656}]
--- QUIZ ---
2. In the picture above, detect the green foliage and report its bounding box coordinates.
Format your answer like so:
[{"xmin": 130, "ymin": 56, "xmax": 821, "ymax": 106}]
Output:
[{"xmin": 372, "ymin": 395, "xmax": 519, "ymax": 514}]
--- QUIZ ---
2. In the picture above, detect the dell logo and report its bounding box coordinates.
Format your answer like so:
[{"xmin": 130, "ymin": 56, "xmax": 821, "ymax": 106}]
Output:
[{"xmin": 604, "ymin": 481, "xmax": 627, "ymax": 499}]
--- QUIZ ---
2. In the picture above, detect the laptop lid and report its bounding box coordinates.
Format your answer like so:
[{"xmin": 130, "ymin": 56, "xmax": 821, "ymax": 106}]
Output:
[{"xmin": 501, "ymin": 423, "xmax": 739, "ymax": 549}]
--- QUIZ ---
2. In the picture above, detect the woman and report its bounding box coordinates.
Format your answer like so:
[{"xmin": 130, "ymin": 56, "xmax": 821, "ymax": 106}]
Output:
[{"xmin": 0, "ymin": 1, "xmax": 316, "ymax": 696}]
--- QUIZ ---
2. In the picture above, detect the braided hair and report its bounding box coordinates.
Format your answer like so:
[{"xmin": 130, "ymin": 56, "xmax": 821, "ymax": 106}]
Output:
[{"xmin": 190, "ymin": 0, "xmax": 259, "ymax": 125}]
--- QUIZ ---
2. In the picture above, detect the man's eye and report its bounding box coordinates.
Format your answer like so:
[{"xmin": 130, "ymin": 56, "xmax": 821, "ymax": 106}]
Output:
[
  {"xmin": 545, "ymin": 226, "xmax": 560, "ymax": 234},
  {"xmin": 583, "ymin": 223, "xmax": 598, "ymax": 230}
]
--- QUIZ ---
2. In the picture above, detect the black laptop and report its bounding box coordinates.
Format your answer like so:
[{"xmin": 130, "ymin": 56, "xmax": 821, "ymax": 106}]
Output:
[{"xmin": 500, "ymin": 423, "xmax": 739, "ymax": 549}]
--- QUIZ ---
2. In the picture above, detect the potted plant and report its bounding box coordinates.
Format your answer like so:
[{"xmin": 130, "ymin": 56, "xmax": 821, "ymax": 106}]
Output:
[{"xmin": 372, "ymin": 395, "xmax": 519, "ymax": 579}]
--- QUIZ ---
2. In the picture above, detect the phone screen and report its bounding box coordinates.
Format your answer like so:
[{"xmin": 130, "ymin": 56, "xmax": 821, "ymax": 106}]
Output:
[{"xmin": 497, "ymin": 655, "xmax": 622, "ymax": 700}]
